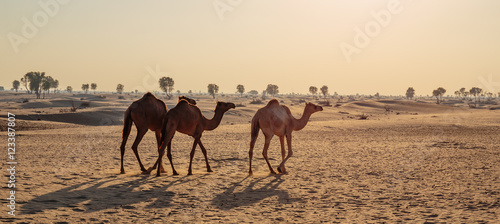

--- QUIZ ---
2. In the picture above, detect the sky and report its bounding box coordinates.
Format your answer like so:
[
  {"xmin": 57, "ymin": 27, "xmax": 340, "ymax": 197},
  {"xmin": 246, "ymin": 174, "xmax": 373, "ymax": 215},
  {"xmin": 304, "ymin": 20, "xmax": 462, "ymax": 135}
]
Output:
[{"xmin": 1, "ymin": 0, "xmax": 499, "ymax": 96}]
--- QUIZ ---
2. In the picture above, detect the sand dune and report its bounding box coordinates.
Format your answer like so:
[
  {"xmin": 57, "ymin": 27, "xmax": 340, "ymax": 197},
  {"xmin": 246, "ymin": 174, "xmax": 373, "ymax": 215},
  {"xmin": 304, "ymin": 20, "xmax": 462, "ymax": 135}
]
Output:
[{"xmin": 1, "ymin": 92, "xmax": 499, "ymax": 223}]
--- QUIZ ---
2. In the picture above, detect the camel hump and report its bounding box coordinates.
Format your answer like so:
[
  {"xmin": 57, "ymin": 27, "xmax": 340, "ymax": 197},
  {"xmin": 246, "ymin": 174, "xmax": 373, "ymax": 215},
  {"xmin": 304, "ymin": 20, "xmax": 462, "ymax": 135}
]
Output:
[
  {"xmin": 266, "ymin": 99, "xmax": 280, "ymax": 107},
  {"xmin": 178, "ymin": 98, "xmax": 188, "ymax": 103},
  {"xmin": 144, "ymin": 92, "xmax": 154, "ymax": 97},
  {"xmin": 177, "ymin": 99, "xmax": 190, "ymax": 106}
]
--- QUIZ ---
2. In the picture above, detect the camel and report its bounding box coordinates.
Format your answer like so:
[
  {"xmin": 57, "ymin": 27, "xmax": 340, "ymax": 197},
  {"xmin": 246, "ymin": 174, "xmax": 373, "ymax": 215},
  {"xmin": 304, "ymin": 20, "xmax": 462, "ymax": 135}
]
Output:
[
  {"xmin": 119, "ymin": 93, "xmax": 196, "ymax": 174},
  {"xmin": 248, "ymin": 99, "xmax": 323, "ymax": 175},
  {"xmin": 148, "ymin": 100, "xmax": 235, "ymax": 176}
]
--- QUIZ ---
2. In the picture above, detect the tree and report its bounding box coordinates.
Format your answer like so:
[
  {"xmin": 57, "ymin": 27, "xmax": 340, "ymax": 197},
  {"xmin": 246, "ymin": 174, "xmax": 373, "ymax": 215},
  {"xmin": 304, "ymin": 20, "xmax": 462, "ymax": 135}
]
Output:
[
  {"xmin": 91, "ymin": 83, "xmax": 97, "ymax": 94},
  {"xmin": 236, "ymin": 84, "xmax": 245, "ymax": 97},
  {"xmin": 437, "ymin": 87, "xmax": 446, "ymax": 95},
  {"xmin": 24, "ymin": 72, "xmax": 45, "ymax": 99},
  {"xmin": 405, "ymin": 87, "xmax": 415, "ymax": 100},
  {"xmin": 459, "ymin": 87, "xmax": 466, "ymax": 98},
  {"xmin": 309, "ymin": 86, "xmax": 318, "ymax": 98},
  {"xmin": 207, "ymin": 84, "xmax": 219, "ymax": 99},
  {"xmin": 266, "ymin": 84, "xmax": 279, "ymax": 97},
  {"xmin": 374, "ymin": 92, "xmax": 380, "ymax": 99},
  {"xmin": 82, "ymin": 84, "xmax": 90, "ymax": 93},
  {"xmin": 320, "ymin": 85, "xmax": 329, "ymax": 99},
  {"xmin": 486, "ymin": 92, "xmax": 493, "ymax": 100},
  {"xmin": 432, "ymin": 87, "xmax": 446, "ymax": 104},
  {"xmin": 41, "ymin": 76, "xmax": 54, "ymax": 97},
  {"xmin": 12, "ymin": 80, "xmax": 20, "ymax": 92},
  {"xmin": 454, "ymin": 90, "xmax": 460, "ymax": 98},
  {"xmin": 51, "ymin": 79, "xmax": 59, "ymax": 93},
  {"xmin": 116, "ymin": 84, "xmax": 124, "ymax": 94},
  {"xmin": 209, "ymin": 84, "xmax": 219, "ymax": 97},
  {"xmin": 66, "ymin": 86, "xmax": 73, "ymax": 93},
  {"xmin": 20, "ymin": 76, "xmax": 30, "ymax": 93},
  {"xmin": 248, "ymin": 90, "xmax": 258, "ymax": 95},
  {"xmin": 159, "ymin": 77, "xmax": 174, "ymax": 99},
  {"xmin": 470, "ymin": 87, "xmax": 482, "ymax": 105},
  {"xmin": 432, "ymin": 89, "xmax": 441, "ymax": 104}
]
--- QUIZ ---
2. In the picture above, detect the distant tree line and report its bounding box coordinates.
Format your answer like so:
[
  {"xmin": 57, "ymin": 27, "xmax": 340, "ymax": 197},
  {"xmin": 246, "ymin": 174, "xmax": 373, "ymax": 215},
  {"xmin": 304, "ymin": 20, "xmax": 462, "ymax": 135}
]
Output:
[{"xmin": 16, "ymin": 71, "xmax": 59, "ymax": 99}]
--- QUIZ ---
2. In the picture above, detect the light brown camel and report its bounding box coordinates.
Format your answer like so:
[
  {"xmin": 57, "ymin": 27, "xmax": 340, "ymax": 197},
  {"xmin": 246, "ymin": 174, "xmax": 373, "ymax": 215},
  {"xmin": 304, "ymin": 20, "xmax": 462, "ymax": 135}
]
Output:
[
  {"xmin": 147, "ymin": 100, "xmax": 235, "ymax": 176},
  {"xmin": 119, "ymin": 93, "xmax": 196, "ymax": 174},
  {"xmin": 248, "ymin": 99, "xmax": 323, "ymax": 175}
]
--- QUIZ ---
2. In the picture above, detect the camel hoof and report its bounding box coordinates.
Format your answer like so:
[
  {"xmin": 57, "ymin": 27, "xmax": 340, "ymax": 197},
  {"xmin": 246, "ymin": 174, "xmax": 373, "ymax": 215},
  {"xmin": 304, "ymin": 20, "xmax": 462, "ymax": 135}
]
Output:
[
  {"xmin": 277, "ymin": 166, "xmax": 287, "ymax": 174},
  {"xmin": 248, "ymin": 171, "xmax": 253, "ymax": 176},
  {"xmin": 270, "ymin": 170, "xmax": 277, "ymax": 175},
  {"xmin": 187, "ymin": 172, "xmax": 193, "ymax": 175},
  {"xmin": 207, "ymin": 168, "xmax": 213, "ymax": 173},
  {"xmin": 120, "ymin": 170, "xmax": 125, "ymax": 174},
  {"xmin": 172, "ymin": 171, "xmax": 179, "ymax": 176}
]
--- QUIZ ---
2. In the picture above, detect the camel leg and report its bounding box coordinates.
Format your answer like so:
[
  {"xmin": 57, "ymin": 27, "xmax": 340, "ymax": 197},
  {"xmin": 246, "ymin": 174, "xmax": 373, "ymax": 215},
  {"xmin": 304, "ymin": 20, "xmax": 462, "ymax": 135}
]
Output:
[
  {"xmin": 119, "ymin": 114, "xmax": 133, "ymax": 174},
  {"xmin": 277, "ymin": 135, "xmax": 286, "ymax": 173},
  {"xmin": 197, "ymin": 140, "xmax": 213, "ymax": 173},
  {"xmin": 155, "ymin": 141, "xmax": 166, "ymax": 177},
  {"xmin": 152, "ymin": 130, "xmax": 175, "ymax": 176},
  {"xmin": 131, "ymin": 128, "xmax": 148, "ymax": 173},
  {"xmin": 119, "ymin": 137, "xmax": 128, "ymax": 174},
  {"xmin": 262, "ymin": 133, "xmax": 277, "ymax": 174},
  {"xmin": 166, "ymin": 141, "xmax": 179, "ymax": 175},
  {"xmin": 249, "ymin": 133, "xmax": 258, "ymax": 176},
  {"xmin": 146, "ymin": 139, "xmax": 165, "ymax": 175},
  {"xmin": 278, "ymin": 133, "xmax": 293, "ymax": 174},
  {"xmin": 187, "ymin": 138, "xmax": 199, "ymax": 175},
  {"xmin": 155, "ymin": 131, "xmax": 166, "ymax": 173}
]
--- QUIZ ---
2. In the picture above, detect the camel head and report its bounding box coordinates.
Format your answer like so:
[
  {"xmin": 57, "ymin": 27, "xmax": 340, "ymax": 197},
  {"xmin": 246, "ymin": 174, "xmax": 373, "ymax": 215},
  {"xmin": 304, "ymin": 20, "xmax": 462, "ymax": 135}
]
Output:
[
  {"xmin": 179, "ymin": 96, "xmax": 197, "ymax": 105},
  {"xmin": 216, "ymin": 101, "xmax": 236, "ymax": 113},
  {"xmin": 305, "ymin": 102, "xmax": 323, "ymax": 114}
]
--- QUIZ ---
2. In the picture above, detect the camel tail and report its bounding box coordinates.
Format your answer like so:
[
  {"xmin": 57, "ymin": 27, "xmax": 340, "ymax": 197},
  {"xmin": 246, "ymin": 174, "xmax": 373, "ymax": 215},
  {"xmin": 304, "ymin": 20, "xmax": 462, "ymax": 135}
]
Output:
[
  {"xmin": 120, "ymin": 108, "xmax": 133, "ymax": 149},
  {"xmin": 249, "ymin": 116, "xmax": 260, "ymax": 147},
  {"xmin": 159, "ymin": 115, "xmax": 169, "ymax": 150}
]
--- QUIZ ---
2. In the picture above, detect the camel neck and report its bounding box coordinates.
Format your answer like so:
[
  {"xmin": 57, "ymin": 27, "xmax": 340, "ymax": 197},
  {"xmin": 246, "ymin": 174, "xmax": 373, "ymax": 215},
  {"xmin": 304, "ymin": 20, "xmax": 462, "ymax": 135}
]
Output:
[
  {"xmin": 204, "ymin": 109, "xmax": 225, "ymax": 131},
  {"xmin": 293, "ymin": 107, "xmax": 312, "ymax": 131}
]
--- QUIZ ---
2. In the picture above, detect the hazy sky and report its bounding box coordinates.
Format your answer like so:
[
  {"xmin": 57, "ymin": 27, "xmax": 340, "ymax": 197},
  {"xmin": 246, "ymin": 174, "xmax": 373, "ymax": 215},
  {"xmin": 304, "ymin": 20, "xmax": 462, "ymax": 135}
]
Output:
[{"xmin": 1, "ymin": 0, "xmax": 499, "ymax": 95}]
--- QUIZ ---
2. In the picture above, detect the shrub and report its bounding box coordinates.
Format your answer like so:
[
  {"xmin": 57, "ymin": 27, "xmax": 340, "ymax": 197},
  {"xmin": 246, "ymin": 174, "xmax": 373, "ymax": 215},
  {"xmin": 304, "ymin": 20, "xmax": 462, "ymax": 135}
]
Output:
[
  {"xmin": 79, "ymin": 101, "xmax": 91, "ymax": 108},
  {"xmin": 250, "ymin": 99, "xmax": 263, "ymax": 104},
  {"xmin": 359, "ymin": 113, "xmax": 368, "ymax": 120}
]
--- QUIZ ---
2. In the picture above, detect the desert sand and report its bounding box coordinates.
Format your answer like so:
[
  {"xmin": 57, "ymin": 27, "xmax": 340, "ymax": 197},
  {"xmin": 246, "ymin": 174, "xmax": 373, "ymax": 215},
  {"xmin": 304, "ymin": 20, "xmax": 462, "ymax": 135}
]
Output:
[{"xmin": 1, "ymin": 92, "xmax": 499, "ymax": 223}]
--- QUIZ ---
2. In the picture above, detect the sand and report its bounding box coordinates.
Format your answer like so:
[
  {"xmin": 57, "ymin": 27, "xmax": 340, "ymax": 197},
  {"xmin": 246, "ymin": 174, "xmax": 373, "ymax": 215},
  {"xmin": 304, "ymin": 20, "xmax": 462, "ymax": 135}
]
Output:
[{"xmin": 1, "ymin": 92, "xmax": 499, "ymax": 223}]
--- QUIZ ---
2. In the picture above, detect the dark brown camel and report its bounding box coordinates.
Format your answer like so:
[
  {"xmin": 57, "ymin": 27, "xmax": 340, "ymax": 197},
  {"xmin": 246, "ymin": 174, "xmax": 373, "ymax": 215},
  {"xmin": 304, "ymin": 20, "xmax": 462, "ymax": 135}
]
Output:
[
  {"xmin": 119, "ymin": 93, "xmax": 196, "ymax": 174},
  {"xmin": 249, "ymin": 99, "xmax": 323, "ymax": 175},
  {"xmin": 148, "ymin": 100, "xmax": 235, "ymax": 176}
]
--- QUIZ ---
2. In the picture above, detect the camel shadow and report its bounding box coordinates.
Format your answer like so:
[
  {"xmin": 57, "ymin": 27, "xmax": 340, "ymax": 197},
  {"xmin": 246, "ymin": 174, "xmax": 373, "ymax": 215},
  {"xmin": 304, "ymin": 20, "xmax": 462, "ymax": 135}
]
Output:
[
  {"xmin": 21, "ymin": 175, "xmax": 193, "ymax": 214},
  {"xmin": 211, "ymin": 175, "xmax": 301, "ymax": 210}
]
